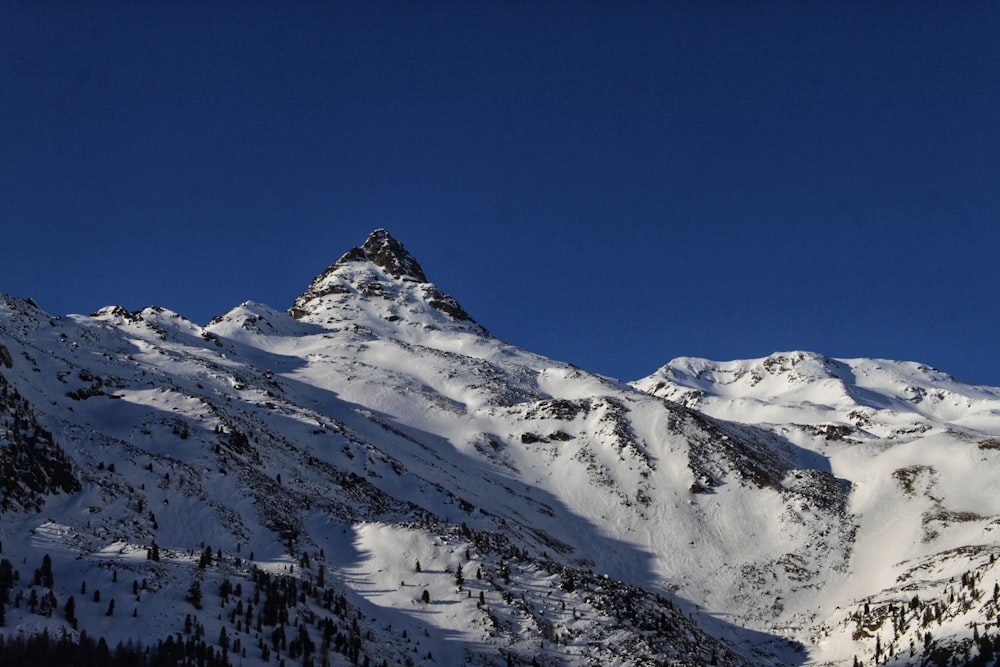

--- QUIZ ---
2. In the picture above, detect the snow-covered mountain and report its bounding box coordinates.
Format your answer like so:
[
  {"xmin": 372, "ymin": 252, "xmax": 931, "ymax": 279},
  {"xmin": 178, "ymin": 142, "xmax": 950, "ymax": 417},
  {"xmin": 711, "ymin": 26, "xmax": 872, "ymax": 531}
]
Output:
[{"xmin": 1, "ymin": 230, "xmax": 998, "ymax": 666}]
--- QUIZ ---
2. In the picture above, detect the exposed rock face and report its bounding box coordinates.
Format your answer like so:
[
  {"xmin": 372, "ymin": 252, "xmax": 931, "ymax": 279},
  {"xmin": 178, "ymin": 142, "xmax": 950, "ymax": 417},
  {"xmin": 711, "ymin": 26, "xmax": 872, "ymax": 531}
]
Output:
[
  {"xmin": 422, "ymin": 285, "xmax": 474, "ymax": 322},
  {"xmin": 353, "ymin": 228, "xmax": 428, "ymax": 282},
  {"xmin": 289, "ymin": 229, "xmax": 476, "ymax": 325}
]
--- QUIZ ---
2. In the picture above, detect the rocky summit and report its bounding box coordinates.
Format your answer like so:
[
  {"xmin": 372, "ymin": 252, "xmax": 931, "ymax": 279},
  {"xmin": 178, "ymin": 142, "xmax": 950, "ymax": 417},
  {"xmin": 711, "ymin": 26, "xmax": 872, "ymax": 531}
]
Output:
[{"xmin": 1, "ymin": 230, "xmax": 999, "ymax": 667}]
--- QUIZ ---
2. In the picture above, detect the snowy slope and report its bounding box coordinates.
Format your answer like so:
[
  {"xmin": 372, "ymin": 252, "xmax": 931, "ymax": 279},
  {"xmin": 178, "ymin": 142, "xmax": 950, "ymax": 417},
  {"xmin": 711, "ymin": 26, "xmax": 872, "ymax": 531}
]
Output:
[
  {"xmin": 636, "ymin": 352, "xmax": 1000, "ymax": 665},
  {"xmin": 1, "ymin": 231, "xmax": 998, "ymax": 666}
]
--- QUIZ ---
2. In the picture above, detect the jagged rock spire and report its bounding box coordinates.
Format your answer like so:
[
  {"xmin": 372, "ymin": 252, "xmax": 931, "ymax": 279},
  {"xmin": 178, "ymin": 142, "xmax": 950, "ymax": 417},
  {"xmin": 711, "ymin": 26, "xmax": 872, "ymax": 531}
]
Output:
[
  {"xmin": 336, "ymin": 229, "xmax": 427, "ymax": 282},
  {"xmin": 289, "ymin": 229, "xmax": 478, "ymax": 326}
]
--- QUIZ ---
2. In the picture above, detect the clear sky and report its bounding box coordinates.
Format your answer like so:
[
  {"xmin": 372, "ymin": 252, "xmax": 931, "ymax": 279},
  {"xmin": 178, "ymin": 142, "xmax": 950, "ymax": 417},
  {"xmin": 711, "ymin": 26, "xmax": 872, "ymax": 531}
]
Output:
[{"xmin": 3, "ymin": 2, "xmax": 999, "ymax": 385}]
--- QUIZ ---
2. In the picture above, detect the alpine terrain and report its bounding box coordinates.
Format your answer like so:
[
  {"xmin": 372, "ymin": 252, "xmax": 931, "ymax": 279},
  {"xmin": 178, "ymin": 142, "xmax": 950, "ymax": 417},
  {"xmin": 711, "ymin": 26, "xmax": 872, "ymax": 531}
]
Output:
[{"xmin": 1, "ymin": 229, "xmax": 998, "ymax": 666}]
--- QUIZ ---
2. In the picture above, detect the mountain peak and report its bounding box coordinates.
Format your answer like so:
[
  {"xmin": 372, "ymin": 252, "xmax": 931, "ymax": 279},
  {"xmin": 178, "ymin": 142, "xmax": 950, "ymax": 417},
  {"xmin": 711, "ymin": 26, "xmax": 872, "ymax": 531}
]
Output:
[
  {"xmin": 288, "ymin": 229, "xmax": 478, "ymax": 328},
  {"xmin": 338, "ymin": 228, "xmax": 427, "ymax": 282}
]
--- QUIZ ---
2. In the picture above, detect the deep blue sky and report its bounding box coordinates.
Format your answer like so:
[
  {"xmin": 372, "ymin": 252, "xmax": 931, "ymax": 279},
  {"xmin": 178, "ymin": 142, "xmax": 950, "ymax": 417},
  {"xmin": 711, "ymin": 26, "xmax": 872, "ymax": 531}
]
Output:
[{"xmin": 3, "ymin": 3, "xmax": 1000, "ymax": 384}]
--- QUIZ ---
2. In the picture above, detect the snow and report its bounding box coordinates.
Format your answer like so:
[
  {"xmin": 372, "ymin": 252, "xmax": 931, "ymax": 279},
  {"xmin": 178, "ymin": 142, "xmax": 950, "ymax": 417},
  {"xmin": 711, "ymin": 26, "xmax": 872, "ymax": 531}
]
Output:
[{"xmin": 2, "ymin": 237, "xmax": 999, "ymax": 666}]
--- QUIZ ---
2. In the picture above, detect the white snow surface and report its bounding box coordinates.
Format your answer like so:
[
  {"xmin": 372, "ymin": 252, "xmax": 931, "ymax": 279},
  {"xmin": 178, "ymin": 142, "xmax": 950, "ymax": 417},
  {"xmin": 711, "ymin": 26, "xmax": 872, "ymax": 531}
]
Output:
[{"xmin": 1, "ymin": 233, "xmax": 999, "ymax": 666}]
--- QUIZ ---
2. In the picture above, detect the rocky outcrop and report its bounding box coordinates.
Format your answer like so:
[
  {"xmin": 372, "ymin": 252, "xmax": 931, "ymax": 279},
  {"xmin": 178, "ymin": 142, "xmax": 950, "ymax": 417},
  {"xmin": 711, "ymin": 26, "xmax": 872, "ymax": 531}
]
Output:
[{"xmin": 289, "ymin": 229, "xmax": 478, "ymax": 325}]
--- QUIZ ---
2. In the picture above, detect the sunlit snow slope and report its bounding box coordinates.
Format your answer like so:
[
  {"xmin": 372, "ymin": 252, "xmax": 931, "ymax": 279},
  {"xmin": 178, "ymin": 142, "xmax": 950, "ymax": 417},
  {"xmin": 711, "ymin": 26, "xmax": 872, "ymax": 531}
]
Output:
[
  {"xmin": 636, "ymin": 352, "xmax": 1000, "ymax": 665},
  {"xmin": 1, "ymin": 230, "xmax": 998, "ymax": 667}
]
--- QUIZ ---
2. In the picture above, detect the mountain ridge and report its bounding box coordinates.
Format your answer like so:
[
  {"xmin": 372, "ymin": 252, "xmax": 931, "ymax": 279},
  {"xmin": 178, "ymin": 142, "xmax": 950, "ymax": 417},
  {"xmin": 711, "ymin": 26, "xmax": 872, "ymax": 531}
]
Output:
[
  {"xmin": 1, "ymin": 231, "xmax": 999, "ymax": 667},
  {"xmin": 634, "ymin": 350, "xmax": 1000, "ymax": 439}
]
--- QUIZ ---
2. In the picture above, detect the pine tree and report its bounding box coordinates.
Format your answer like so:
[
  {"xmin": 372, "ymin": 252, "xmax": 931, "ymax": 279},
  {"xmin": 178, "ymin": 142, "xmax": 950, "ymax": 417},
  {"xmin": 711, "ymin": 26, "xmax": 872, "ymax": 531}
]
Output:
[
  {"xmin": 421, "ymin": 589, "xmax": 430, "ymax": 604},
  {"xmin": 980, "ymin": 632, "xmax": 995, "ymax": 662},
  {"xmin": 455, "ymin": 563, "xmax": 464, "ymax": 588},
  {"xmin": 0, "ymin": 559, "xmax": 12, "ymax": 602},
  {"xmin": 39, "ymin": 554, "xmax": 53, "ymax": 588},
  {"xmin": 65, "ymin": 596, "xmax": 76, "ymax": 627},
  {"xmin": 187, "ymin": 581, "xmax": 203, "ymax": 609},
  {"xmin": 219, "ymin": 578, "xmax": 232, "ymax": 604}
]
